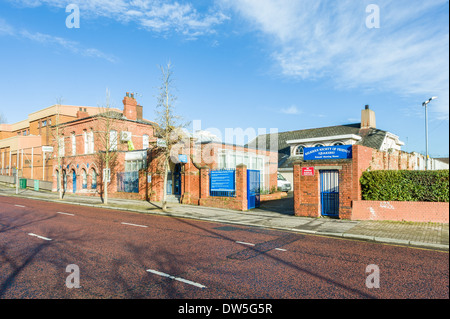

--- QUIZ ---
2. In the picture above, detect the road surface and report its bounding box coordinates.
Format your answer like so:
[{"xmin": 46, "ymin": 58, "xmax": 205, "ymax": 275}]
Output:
[{"xmin": 0, "ymin": 195, "xmax": 448, "ymax": 300}]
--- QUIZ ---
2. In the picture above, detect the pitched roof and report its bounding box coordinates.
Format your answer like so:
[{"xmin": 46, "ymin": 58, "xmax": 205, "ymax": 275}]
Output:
[
  {"xmin": 246, "ymin": 123, "xmax": 390, "ymax": 168},
  {"xmin": 248, "ymin": 123, "xmax": 387, "ymax": 151}
]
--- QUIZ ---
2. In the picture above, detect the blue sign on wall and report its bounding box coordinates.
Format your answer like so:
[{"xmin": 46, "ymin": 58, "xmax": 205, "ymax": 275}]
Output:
[
  {"xmin": 178, "ymin": 154, "xmax": 188, "ymax": 163},
  {"xmin": 304, "ymin": 145, "xmax": 353, "ymax": 161},
  {"xmin": 210, "ymin": 170, "xmax": 235, "ymax": 192}
]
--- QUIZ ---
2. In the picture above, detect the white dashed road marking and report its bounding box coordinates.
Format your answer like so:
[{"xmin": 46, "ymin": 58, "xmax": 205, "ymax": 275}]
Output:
[
  {"xmin": 146, "ymin": 269, "xmax": 206, "ymax": 289},
  {"xmin": 28, "ymin": 233, "xmax": 52, "ymax": 241},
  {"xmin": 57, "ymin": 212, "xmax": 75, "ymax": 216},
  {"xmin": 235, "ymin": 241, "xmax": 255, "ymax": 246},
  {"xmin": 121, "ymin": 222, "xmax": 148, "ymax": 228}
]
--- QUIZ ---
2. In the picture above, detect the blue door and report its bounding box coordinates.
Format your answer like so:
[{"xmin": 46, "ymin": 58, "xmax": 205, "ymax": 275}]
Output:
[
  {"xmin": 247, "ymin": 170, "xmax": 261, "ymax": 210},
  {"xmin": 174, "ymin": 164, "xmax": 182, "ymax": 195},
  {"xmin": 320, "ymin": 170, "xmax": 339, "ymax": 217},
  {"xmin": 167, "ymin": 164, "xmax": 182, "ymax": 195},
  {"xmin": 72, "ymin": 170, "xmax": 77, "ymax": 194}
]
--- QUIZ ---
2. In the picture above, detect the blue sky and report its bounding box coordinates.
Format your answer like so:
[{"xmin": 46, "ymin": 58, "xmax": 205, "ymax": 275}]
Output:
[{"xmin": 0, "ymin": 0, "xmax": 448, "ymax": 157}]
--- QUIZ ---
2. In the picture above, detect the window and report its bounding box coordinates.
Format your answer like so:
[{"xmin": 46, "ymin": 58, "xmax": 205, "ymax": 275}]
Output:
[
  {"xmin": 71, "ymin": 133, "xmax": 76, "ymax": 156},
  {"xmin": 88, "ymin": 130, "xmax": 94, "ymax": 154},
  {"xmin": 143, "ymin": 134, "xmax": 149, "ymax": 149},
  {"xmin": 125, "ymin": 160, "xmax": 146, "ymax": 172},
  {"xmin": 56, "ymin": 169, "xmax": 60, "ymax": 191},
  {"xmin": 314, "ymin": 144, "xmax": 324, "ymax": 148},
  {"xmin": 83, "ymin": 130, "xmax": 88, "ymax": 154},
  {"xmin": 82, "ymin": 169, "xmax": 87, "ymax": 189},
  {"xmin": 236, "ymin": 154, "xmax": 243, "ymax": 166},
  {"xmin": 295, "ymin": 145, "xmax": 305, "ymax": 156},
  {"xmin": 333, "ymin": 142, "xmax": 344, "ymax": 146},
  {"xmin": 58, "ymin": 137, "xmax": 65, "ymax": 157},
  {"xmin": 227, "ymin": 154, "xmax": 236, "ymax": 168},
  {"xmin": 110, "ymin": 130, "xmax": 118, "ymax": 151},
  {"xmin": 251, "ymin": 156, "xmax": 257, "ymax": 169},
  {"xmin": 257, "ymin": 158, "xmax": 263, "ymax": 170},
  {"xmin": 42, "ymin": 120, "xmax": 47, "ymax": 127},
  {"xmin": 217, "ymin": 150, "xmax": 266, "ymax": 189},
  {"xmin": 91, "ymin": 170, "xmax": 97, "ymax": 189}
]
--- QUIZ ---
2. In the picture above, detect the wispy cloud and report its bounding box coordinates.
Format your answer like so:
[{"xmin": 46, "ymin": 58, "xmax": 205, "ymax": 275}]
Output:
[
  {"xmin": 10, "ymin": 0, "xmax": 230, "ymax": 38},
  {"xmin": 280, "ymin": 105, "xmax": 301, "ymax": 115},
  {"xmin": 0, "ymin": 18, "xmax": 118, "ymax": 63},
  {"xmin": 221, "ymin": 0, "xmax": 449, "ymax": 119},
  {"xmin": 0, "ymin": 18, "xmax": 15, "ymax": 36}
]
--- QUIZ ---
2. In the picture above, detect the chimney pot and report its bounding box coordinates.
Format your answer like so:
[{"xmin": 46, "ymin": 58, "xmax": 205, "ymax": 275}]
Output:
[{"xmin": 365, "ymin": 105, "xmax": 369, "ymax": 110}]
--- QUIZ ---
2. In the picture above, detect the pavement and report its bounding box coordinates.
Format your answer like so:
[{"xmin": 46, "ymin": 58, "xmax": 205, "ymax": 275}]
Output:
[{"xmin": 0, "ymin": 184, "xmax": 448, "ymax": 251}]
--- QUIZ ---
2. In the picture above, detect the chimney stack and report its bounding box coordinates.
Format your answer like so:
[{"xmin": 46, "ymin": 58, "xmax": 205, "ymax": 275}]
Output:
[
  {"xmin": 123, "ymin": 92, "xmax": 138, "ymax": 121},
  {"xmin": 361, "ymin": 105, "xmax": 376, "ymax": 129}
]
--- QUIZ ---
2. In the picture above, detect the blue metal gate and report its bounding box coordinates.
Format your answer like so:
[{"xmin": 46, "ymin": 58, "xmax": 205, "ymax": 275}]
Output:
[
  {"xmin": 320, "ymin": 170, "xmax": 339, "ymax": 217},
  {"xmin": 247, "ymin": 170, "xmax": 261, "ymax": 210}
]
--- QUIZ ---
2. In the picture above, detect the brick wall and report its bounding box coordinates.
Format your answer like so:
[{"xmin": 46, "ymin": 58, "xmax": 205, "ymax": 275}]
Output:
[
  {"xmin": 293, "ymin": 145, "xmax": 448, "ymax": 220},
  {"xmin": 260, "ymin": 192, "xmax": 287, "ymax": 202},
  {"xmin": 352, "ymin": 200, "xmax": 449, "ymax": 223},
  {"xmin": 293, "ymin": 160, "xmax": 354, "ymax": 218},
  {"xmin": 198, "ymin": 164, "xmax": 248, "ymax": 211}
]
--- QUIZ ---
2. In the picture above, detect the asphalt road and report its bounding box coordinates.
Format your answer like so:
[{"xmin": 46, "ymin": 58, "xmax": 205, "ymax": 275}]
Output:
[{"xmin": 0, "ymin": 195, "xmax": 448, "ymax": 300}]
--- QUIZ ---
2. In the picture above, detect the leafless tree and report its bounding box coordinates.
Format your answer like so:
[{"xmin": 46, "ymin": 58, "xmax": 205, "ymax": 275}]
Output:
[
  {"xmin": 154, "ymin": 63, "xmax": 188, "ymax": 211},
  {"xmin": 93, "ymin": 89, "xmax": 124, "ymax": 205},
  {"xmin": 51, "ymin": 98, "xmax": 66, "ymax": 200},
  {"xmin": 0, "ymin": 112, "xmax": 6, "ymax": 124}
]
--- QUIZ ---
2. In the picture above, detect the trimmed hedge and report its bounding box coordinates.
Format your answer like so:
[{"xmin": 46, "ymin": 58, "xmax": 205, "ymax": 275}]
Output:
[{"xmin": 360, "ymin": 170, "xmax": 449, "ymax": 202}]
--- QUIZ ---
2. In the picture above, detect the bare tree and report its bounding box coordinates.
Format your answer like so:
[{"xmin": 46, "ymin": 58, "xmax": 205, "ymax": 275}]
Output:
[
  {"xmin": 93, "ymin": 89, "xmax": 123, "ymax": 205},
  {"xmin": 0, "ymin": 112, "xmax": 6, "ymax": 124},
  {"xmin": 154, "ymin": 63, "xmax": 188, "ymax": 211},
  {"xmin": 51, "ymin": 98, "xmax": 66, "ymax": 200}
]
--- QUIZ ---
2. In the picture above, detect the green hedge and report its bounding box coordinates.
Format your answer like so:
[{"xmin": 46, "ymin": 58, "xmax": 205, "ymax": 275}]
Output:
[{"xmin": 360, "ymin": 170, "xmax": 449, "ymax": 202}]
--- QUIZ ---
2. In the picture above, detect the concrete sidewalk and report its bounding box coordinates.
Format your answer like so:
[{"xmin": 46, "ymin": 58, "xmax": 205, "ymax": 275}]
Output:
[{"xmin": 0, "ymin": 185, "xmax": 448, "ymax": 251}]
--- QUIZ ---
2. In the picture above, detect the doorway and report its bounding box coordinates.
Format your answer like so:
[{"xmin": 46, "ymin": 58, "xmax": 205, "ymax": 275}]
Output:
[{"xmin": 320, "ymin": 170, "xmax": 339, "ymax": 217}]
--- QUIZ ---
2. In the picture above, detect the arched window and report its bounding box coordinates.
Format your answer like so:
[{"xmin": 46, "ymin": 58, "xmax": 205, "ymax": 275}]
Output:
[
  {"xmin": 333, "ymin": 142, "xmax": 344, "ymax": 146},
  {"xmin": 63, "ymin": 170, "xmax": 67, "ymax": 191},
  {"xmin": 314, "ymin": 144, "xmax": 324, "ymax": 148},
  {"xmin": 91, "ymin": 170, "xmax": 97, "ymax": 189},
  {"xmin": 56, "ymin": 169, "xmax": 60, "ymax": 191},
  {"xmin": 295, "ymin": 145, "xmax": 305, "ymax": 156},
  {"xmin": 82, "ymin": 169, "xmax": 87, "ymax": 189}
]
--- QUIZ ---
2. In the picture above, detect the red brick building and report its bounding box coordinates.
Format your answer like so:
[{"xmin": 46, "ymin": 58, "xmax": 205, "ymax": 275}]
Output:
[
  {"xmin": 293, "ymin": 144, "xmax": 449, "ymax": 222},
  {"xmin": 47, "ymin": 93, "xmax": 278, "ymax": 210}
]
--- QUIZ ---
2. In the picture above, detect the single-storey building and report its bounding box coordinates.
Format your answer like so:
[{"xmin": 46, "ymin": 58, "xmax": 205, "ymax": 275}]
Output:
[{"xmin": 248, "ymin": 105, "xmax": 447, "ymax": 185}]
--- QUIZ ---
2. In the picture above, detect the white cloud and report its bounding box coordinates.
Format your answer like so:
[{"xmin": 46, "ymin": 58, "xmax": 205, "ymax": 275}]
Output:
[
  {"xmin": 280, "ymin": 105, "xmax": 301, "ymax": 115},
  {"xmin": 10, "ymin": 0, "xmax": 229, "ymax": 38},
  {"xmin": 0, "ymin": 19, "xmax": 118, "ymax": 63},
  {"xmin": 0, "ymin": 18, "xmax": 15, "ymax": 36},
  {"xmin": 221, "ymin": 0, "xmax": 449, "ymax": 119}
]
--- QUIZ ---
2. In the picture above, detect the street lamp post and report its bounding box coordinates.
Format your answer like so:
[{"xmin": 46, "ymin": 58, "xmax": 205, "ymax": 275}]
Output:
[{"xmin": 422, "ymin": 97, "xmax": 437, "ymax": 170}]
